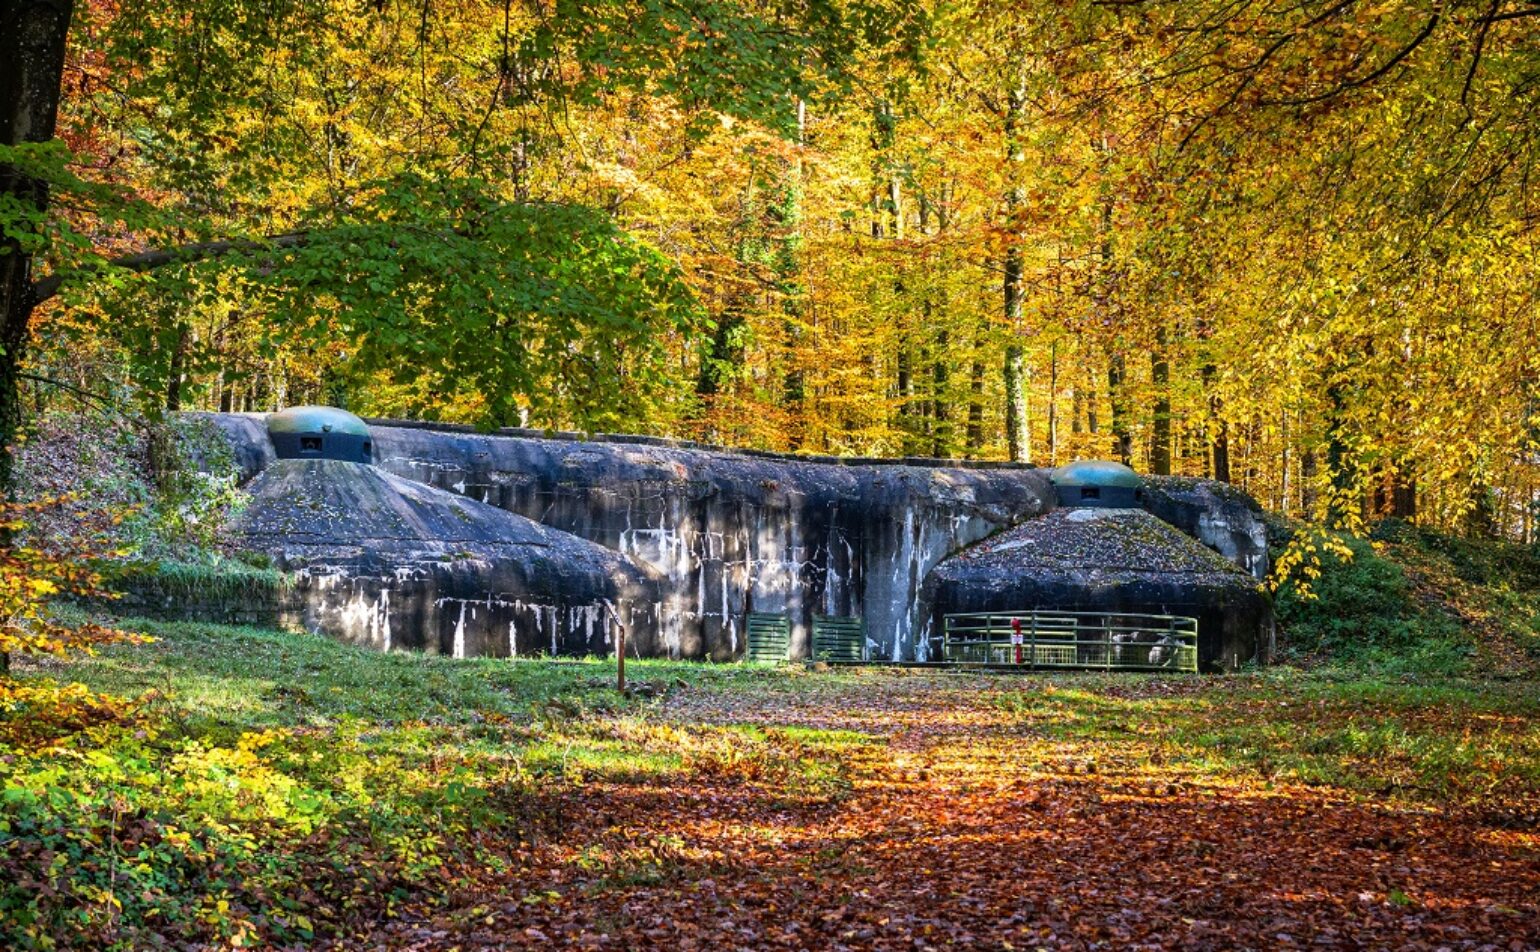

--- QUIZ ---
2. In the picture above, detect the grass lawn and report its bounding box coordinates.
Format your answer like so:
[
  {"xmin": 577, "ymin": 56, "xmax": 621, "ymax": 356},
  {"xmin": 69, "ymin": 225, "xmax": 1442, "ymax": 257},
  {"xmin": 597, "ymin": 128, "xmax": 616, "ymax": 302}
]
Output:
[{"xmin": 4, "ymin": 620, "xmax": 1538, "ymax": 949}]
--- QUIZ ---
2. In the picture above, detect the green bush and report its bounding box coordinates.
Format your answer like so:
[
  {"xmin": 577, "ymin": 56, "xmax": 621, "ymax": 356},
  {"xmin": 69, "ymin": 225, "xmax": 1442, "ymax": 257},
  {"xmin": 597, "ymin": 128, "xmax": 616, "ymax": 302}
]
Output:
[
  {"xmin": 0, "ymin": 722, "xmax": 528, "ymax": 949},
  {"xmin": 108, "ymin": 558, "xmax": 292, "ymax": 604},
  {"xmin": 1373, "ymin": 518, "xmax": 1540, "ymax": 592},
  {"xmin": 1275, "ymin": 532, "xmax": 1472, "ymax": 674}
]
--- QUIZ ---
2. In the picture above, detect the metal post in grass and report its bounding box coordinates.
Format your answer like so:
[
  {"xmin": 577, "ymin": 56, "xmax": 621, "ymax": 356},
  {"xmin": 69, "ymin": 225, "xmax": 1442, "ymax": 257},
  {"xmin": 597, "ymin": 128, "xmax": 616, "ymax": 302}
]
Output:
[{"xmin": 616, "ymin": 621, "xmax": 627, "ymax": 694}]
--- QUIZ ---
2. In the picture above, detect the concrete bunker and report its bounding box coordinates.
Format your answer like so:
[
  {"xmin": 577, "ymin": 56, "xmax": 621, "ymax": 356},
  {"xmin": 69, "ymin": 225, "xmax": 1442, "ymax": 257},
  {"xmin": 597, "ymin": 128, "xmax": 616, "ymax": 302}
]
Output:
[
  {"xmin": 233, "ymin": 455, "xmax": 665, "ymax": 658},
  {"xmin": 198, "ymin": 411, "xmax": 1274, "ymax": 668},
  {"xmin": 921, "ymin": 505, "xmax": 1271, "ymax": 671}
]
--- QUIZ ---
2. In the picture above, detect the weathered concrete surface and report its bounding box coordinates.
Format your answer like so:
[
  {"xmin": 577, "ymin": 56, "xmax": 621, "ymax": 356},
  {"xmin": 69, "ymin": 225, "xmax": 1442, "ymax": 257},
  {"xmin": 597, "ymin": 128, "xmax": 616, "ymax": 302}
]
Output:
[
  {"xmin": 235, "ymin": 460, "xmax": 662, "ymax": 657},
  {"xmin": 196, "ymin": 412, "xmax": 275, "ymax": 483},
  {"xmin": 359, "ymin": 423, "xmax": 1055, "ymax": 661},
  {"xmin": 1142, "ymin": 476, "xmax": 1270, "ymax": 579},
  {"xmin": 201, "ymin": 414, "xmax": 1274, "ymax": 662},
  {"xmin": 923, "ymin": 509, "xmax": 1272, "ymax": 671}
]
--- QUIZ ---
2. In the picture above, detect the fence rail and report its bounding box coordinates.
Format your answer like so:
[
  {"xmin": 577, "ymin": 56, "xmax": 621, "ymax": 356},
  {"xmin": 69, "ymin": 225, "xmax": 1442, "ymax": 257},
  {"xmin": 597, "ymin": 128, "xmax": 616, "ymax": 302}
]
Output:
[{"xmin": 941, "ymin": 611, "xmax": 1199, "ymax": 673}]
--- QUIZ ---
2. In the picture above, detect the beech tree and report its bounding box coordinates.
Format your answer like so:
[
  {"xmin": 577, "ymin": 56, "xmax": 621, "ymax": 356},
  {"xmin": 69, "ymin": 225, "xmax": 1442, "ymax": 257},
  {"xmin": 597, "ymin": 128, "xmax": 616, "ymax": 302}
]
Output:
[
  {"xmin": 4, "ymin": 0, "xmax": 1538, "ymax": 538},
  {"xmin": 1, "ymin": 0, "xmax": 920, "ymax": 491}
]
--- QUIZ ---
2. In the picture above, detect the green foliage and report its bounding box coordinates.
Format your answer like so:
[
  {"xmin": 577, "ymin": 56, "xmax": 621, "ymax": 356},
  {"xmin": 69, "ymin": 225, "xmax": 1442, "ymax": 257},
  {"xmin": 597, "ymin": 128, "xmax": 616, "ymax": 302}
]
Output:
[
  {"xmin": 517, "ymin": 0, "xmax": 926, "ymax": 137},
  {"xmin": 72, "ymin": 175, "xmax": 706, "ymax": 430},
  {"xmin": 15, "ymin": 410, "xmax": 246, "ymax": 567},
  {"xmin": 1371, "ymin": 519, "xmax": 1540, "ymax": 676},
  {"xmin": 265, "ymin": 178, "xmax": 706, "ymax": 430},
  {"xmin": 1274, "ymin": 529, "xmax": 1472, "ymax": 674},
  {"xmin": 0, "ymin": 720, "xmax": 527, "ymax": 948},
  {"xmin": 1375, "ymin": 519, "xmax": 1540, "ymax": 594},
  {"xmin": 140, "ymin": 417, "xmax": 248, "ymax": 554},
  {"xmin": 1271, "ymin": 518, "xmax": 1540, "ymax": 676},
  {"xmin": 109, "ymin": 559, "xmax": 291, "ymax": 609},
  {"xmin": 0, "ymin": 620, "xmax": 848, "ymax": 948},
  {"xmin": 0, "ymin": 141, "xmax": 164, "ymax": 271}
]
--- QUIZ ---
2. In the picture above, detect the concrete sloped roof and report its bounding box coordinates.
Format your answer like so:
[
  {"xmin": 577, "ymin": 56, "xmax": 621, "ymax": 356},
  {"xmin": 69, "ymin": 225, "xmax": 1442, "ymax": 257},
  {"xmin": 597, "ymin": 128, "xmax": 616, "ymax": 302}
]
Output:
[
  {"xmin": 236, "ymin": 459, "xmax": 657, "ymax": 600},
  {"xmin": 934, "ymin": 508, "xmax": 1255, "ymax": 584}
]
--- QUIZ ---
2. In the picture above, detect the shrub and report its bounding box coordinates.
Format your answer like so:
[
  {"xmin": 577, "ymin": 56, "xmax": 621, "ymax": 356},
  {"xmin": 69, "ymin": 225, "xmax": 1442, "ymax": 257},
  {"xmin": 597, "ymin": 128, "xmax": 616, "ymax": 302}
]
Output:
[
  {"xmin": 1274, "ymin": 529, "xmax": 1471, "ymax": 673},
  {"xmin": 1, "ymin": 496, "xmax": 152, "ymax": 763},
  {"xmin": 0, "ymin": 497, "xmax": 145, "ymax": 677}
]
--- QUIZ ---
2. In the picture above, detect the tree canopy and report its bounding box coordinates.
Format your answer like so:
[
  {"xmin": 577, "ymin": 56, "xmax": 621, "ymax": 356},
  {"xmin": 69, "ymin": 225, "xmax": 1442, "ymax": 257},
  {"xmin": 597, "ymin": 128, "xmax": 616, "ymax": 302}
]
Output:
[{"xmin": 2, "ymin": 0, "xmax": 1538, "ymax": 538}]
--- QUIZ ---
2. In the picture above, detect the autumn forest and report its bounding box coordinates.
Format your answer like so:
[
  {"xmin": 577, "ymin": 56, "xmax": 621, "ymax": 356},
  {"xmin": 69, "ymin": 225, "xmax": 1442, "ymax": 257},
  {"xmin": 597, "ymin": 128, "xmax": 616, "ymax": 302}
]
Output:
[
  {"xmin": 3, "ymin": 0, "xmax": 1535, "ymax": 538},
  {"xmin": 4, "ymin": 1, "xmax": 1540, "ymax": 948}
]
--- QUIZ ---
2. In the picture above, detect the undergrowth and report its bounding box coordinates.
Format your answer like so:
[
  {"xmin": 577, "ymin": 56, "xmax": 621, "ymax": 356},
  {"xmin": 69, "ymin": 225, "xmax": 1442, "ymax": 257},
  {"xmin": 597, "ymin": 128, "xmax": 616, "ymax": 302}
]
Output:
[
  {"xmin": 0, "ymin": 621, "xmax": 847, "ymax": 950},
  {"xmin": 1272, "ymin": 518, "xmax": 1540, "ymax": 677}
]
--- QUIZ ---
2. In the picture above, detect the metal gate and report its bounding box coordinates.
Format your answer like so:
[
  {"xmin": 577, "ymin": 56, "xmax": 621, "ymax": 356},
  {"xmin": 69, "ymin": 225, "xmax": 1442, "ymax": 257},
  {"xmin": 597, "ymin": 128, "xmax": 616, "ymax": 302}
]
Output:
[{"xmin": 940, "ymin": 611, "xmax": 1198, "ymax": 672}]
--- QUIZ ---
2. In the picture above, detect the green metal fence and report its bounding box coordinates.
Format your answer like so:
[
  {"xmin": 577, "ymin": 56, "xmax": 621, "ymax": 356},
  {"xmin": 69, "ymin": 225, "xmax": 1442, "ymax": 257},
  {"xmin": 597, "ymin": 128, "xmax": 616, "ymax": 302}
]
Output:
[
  {"xmin": 940, "ymin": 611, "xmax": 1199, "ymax": 672},
  {"xmin": 813, "ymin": 614, "xmax": 866, "ymax": 662},
  {"xmin": 745, "ymin": 612, "xmax": 790, "ymax": 662}
]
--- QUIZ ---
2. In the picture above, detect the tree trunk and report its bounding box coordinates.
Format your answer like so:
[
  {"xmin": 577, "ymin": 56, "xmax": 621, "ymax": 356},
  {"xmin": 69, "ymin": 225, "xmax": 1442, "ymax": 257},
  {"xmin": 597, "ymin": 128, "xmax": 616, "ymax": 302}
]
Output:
[
  {"xmin": 1279, "ymin": 411, "xmax": 1292, "ymax": 515},
  {"xmin": 929, "ymin": 180, "xmax": 954, "ymax": 459},
  {"xmin": 1300, "ymin": 447, "xmax": 1317, "ymax": 514},
  {"xmin": 1091, "ymin": 137, "xmax": 1120, "ymax": 462},
  {"xmin": 1391, "ymin": 474, "xmax": 1417, "ymax": 519},
  {"xmin": 1107, "ymin": 350, "xmax": 1132, "ymax": 466},
  {"xmin": 1464, "ymin": 481, "xmax": 1497, "ymax": 539},
  {"xmin": 1324, "ymin": 378, "xmax": 1354, "ymax": 528},
  {"xmin": 0, "ymin": 0, "xmax": 74, "ymax": 497},
  {"xmin": 1150, "ymin": 325, "xmax": 1171, "ymax": 475},
  {"xmin": 1047, "ymin": 339, "xmax": 1058, "ymax": 465},
  {"xmin": 1001, "ymin": 64, "xmax": 1030, "ymax": 463},
  {"xmin": 965, "ymin": 357, "xmax": 986, "ymax": 457},
  {"xmin": 1201, "ymin": 363, "xmax": 1230, "ymax": 483},
  {"xmin": 931, "ymin": 327, "xmax": 951, "ymax": 458},
  {"xmin": 165, "ymin": 323, "xmax": 190, "ymax": 412},
  {"xmin": 1003, "ymin": 346, "xmax": 1029, "ymax": 462},
  {"xmin": 869, "ymin": 98, "xmax": 896, "ymax": 238},
  {"xmin": 782, "ymin": 97, "xmax": 806, "ymax": 449}
]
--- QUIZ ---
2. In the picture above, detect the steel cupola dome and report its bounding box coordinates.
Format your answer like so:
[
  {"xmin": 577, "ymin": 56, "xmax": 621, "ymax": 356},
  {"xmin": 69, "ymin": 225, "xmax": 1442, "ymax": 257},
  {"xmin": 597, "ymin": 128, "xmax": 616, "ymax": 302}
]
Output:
[
  {"xmin": 266, "ymin": 406, "xmax": 373, "ymax": 464},
  {"xmin": 1050, "ymin": 459, "xmax": 1143, "ymax": 508}
]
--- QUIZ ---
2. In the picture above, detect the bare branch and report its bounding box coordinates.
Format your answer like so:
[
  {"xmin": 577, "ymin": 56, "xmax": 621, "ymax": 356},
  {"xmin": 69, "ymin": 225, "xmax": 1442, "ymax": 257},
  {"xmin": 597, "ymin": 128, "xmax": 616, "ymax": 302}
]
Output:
[
  {"xmin": 17, "ymin": 373, "xmax": 127, "ymax": 413},
  {"xmin": 1461, "ymin": 0, "xmax": 1502, "ymax": 114},
  {"xmin": 1479, "ymin": 5, "xmax": 1540, "ymax": 23},
  {"xmin": 29, "ymin": 232, "xmax": 309, "ymax": 305}
]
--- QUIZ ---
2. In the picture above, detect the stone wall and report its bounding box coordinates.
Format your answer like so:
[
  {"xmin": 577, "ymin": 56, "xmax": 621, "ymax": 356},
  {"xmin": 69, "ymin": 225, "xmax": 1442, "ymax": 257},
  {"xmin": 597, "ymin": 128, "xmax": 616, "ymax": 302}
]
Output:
[{"xmin": 107, "ymin": 568, "xmax": 302, "ymax": 630}]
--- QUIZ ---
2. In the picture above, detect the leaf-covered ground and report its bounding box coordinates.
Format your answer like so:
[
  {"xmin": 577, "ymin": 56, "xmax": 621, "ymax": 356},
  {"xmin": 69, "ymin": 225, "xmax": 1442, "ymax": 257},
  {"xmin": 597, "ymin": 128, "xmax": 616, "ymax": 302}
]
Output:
[
  {"xmin": 6, "ymin": 624, "xmax": 1539, "ymax": 949},
  {"xmin": 361, "ymin": 671, "xmax": 1540, "ymax": 950}
]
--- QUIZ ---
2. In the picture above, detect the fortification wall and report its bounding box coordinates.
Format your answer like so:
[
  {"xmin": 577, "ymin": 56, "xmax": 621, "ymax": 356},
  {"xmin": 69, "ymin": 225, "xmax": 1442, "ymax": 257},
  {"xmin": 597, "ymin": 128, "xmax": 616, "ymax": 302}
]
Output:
[
  {"xmin": 199, "ymin": 413, "xmax": 1270, "ymax": 661},
  {"xmin": 363, "ymin": 423, "xmax": 1055, "ymax": 660}
]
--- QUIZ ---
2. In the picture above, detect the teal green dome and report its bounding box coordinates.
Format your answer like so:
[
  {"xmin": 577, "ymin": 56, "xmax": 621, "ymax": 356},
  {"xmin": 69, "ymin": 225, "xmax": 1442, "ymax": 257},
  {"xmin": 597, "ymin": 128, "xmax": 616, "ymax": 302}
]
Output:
[
  {"xmin": 1050, "ymin": 460, "xmax": 1142, "ymax": 508},
  {"xmin": 267, "ymin": 406, "xmax": 370, "ymax": 437},
  {"xmin": 1050, "ymin": 460, "xmax": 1141, "ymax": 489},
  {"xmin": 266, "ymin": 406, "xmax": 373, "ymax": 464}
]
